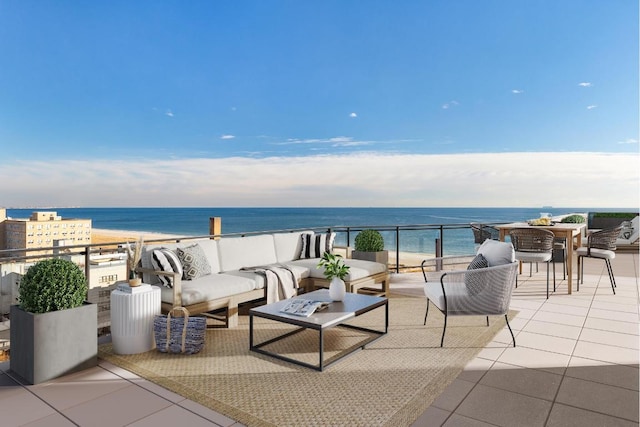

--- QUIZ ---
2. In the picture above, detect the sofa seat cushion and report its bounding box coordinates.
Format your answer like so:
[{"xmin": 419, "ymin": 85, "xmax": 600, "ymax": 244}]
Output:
[
  {"xmin": 217, "ymin": 234, "xmax": 278, "ymax": 272},
  {"xmin": 160, "ymin": 273, "xmax": 257, "ymax": 306},
  {"xmin": 289, "ymin": 258, "xmax": 386, "ymax": 281}
]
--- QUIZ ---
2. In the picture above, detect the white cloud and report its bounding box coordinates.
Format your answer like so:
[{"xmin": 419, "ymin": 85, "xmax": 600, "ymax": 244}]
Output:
[
  {"xmin": 165, "ymin": 110, "xmax": 174, "ymax": 117},
  {"xmin": 511, "ymin": 89, "xmax": 524, "ymax": 94},
  {"xmin": 349, "ymin": 112, "xmax": 357, "ymax": 118},
  {"xmin": 578, "ymin": 82, "xmax": 592, "ymax": 87},
  {"xmin": 586, "ymin": 105, "xmax": 597, "ymax": 110},
  {"xmin": 1, "ymin": 153, "xmax": 637, "ymax": 208},
  {"xmin": 442, "ymin": 100, "xmax": 459, "ymax": 109},
  {"xmin": 220, "ymin": 135, "xmax": 235, "ymax": 140},
  {"xmin": 618, "ymin": 138, "xmax": 638, "ymax": 144}
]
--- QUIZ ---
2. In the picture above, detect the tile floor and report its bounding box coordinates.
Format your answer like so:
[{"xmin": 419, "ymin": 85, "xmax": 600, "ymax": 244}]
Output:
[{"xmin": 1, "ymin": 252, "xmax": 637, "ymax": 427}]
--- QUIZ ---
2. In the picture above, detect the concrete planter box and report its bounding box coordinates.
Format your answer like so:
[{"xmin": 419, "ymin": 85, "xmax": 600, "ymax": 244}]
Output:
[
  {"xmin": 10, "ymin": 302, "xmax": 98, "ymax": 384},
  {"xmin": 352, "ymin": 250, "xmax": 389, "ymax": 266}
]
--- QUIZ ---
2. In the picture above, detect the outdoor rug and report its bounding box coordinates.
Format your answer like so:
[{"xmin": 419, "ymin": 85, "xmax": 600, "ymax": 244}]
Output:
[{"xmin": 99, "ymin": 296, "xmax": 515, "ymax": 427}]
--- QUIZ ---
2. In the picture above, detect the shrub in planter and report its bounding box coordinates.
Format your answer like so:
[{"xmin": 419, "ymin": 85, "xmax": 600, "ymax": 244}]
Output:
[
  {"xmin": 11, "ymin": 258, "xmax": 97, "ymax": 384},
  {"xmin": 354, "ymin": 229, "xmax": 385, "ymax": 252},
  {"xmin": 560, "ymin": 214, "xmax": 586, "ymax": 224}
]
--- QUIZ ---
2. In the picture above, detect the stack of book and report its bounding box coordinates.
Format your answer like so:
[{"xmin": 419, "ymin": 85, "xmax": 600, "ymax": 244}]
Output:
[{"xmin": 116, "ymin": 283, "xmax": 152, "ymax": 294}]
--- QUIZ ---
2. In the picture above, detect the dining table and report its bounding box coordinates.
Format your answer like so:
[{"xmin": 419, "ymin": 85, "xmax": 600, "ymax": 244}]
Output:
[{"xmin": 496, "ymin": 222, "xmax": 587, "ymax": 295}]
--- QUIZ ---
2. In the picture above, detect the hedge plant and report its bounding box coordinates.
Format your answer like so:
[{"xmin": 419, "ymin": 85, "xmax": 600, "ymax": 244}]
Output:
[
  {"xmin": 354, "ymin": 229, "xmax": 385, "ymax": 252},
  {"xmin": 18, "ymin": 258, "xmax": 88, "ymax": 314},
  {"xmin": 560, "ymin": 214, "xmax": 586, "ymax": 223}
]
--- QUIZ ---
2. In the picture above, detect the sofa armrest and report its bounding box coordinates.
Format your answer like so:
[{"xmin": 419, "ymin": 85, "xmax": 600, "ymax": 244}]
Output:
[{"xmin": 135, "ymin": 267, "xmax": 183, "ymax": 307}]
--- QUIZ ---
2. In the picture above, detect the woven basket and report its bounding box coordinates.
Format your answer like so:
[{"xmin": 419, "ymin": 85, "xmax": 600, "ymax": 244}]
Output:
[{"xmin": 154, "ymin": 307, "xmax": 206, "ymax": 354}]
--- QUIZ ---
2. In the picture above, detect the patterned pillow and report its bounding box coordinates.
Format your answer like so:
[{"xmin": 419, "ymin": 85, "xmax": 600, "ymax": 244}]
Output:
[
  {"xmin": 177, "ymin": 244, "xmax": 212, "ymax": 280},
  {"xmin": 151, "ymin": 248, "xmax": 183, "ymax": 288},
  {"xmin": 465, "ymin": 253, "xmax": 489, "ymax": 296},
  {"xmin": 299, "ymin": 232, "xmax": 336, "ymax": 259}
]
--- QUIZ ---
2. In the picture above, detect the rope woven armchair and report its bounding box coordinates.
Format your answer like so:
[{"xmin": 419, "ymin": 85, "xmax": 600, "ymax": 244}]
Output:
[
  {"xmin": 471, "ymin": 223, "xmax": 500, "ymax": 244},
  {"xmin": 509, "ymin": 228, "xmax": 556, "ymax": 298},
  {"xmin": 421, "ymin": 240, "xmax": 518, "ymax": 347},
  {"xmin": 577, "ymin": 226, "xmax": 623, "ymax": 294}
]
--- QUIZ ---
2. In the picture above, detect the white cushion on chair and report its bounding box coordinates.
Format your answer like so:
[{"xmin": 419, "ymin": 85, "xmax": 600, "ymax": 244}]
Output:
[
  {"xmin": 477, "ymin": 239, "xmax": 515, "ymax": 266},
  {"xmin": 514, "ymin": 251, "xmax": 552, "ymax": 263},
  {"xmin": 576, "ymin": 247, "xmax": 615, "ymax": 260}
]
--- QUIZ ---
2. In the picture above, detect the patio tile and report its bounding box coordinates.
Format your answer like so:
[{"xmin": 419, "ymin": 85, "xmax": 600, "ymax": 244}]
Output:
[
  {"xmin": 546, "ymin": 403, "xmax": 638, "ymax": 427},
  {"xmin": 61, "ymin": 384, "xmax": 173, "ymax": 427},
  {"xmin": 430, "ymin": 379, "xmax": 476, "ymax": 411},
  {"xmin": 584, "ymin": 316, "xmax": 639, "ymax": 335},
  {"xmin": 591, "ymin": 300, "xmax": 640, "ymax": 313},
  {"xmin": 130, "ymin": 377, "xmax": 189, "ymax": 403},
  {"xmin": 496, "ymin": 346, "xmax": 571, "ymax": 375},
  {"xmin": 530, "ymin": 310, "xmax": 585, "ymax": 328},
  {"xmin": 410, "ymin": 406, "xmax": 451, "ymax": 427},
  {"xmin": 588, "ymin": 308, "xmax": 639, "ymax": 323},
  {"xmin": 0, "ymin": 387, "xmax": 58, "ymax": 426},
  {"xmin": 457, "ymin": 356, "xmax": 494, "ymax": 383},
  {"xmin": 572, "ymin": 340, "xmax": 639, "ymax": 365},
  {"xmin": 579, "ymin": 327, "xmax": 639, "ymax": 350},
  {"xmin": 29, "ymin": 366, "xmax": 131, "ymax": 410},
  {"xmin": 556, "ymin": 376, "xmax": 639, "ymax": 422},
  {"xmin": 479, "ymin": 361, "xmax": 562, "ymax": 401},
  {"xmin": 179, "ymin": 398, "xmax": 239, "ymax": 427},
  {"xmin": 567, "ymin": 356, "xmax": 639, "ymax": 391},
  {"xmin": 521, "ymin": 319, "xmax": 582, "ymax": 340},
  {"xmin": 21, "ymin": 412, "xmax": 77, "ymax": 427},
  {"xmin": 442, "ymin": 413, "xmax": 496, "ymax": 426},
  {"xmin": 514, "ymin": 331, "xmax": 576, "ymax": 355},
  {"xmin": 128, "ymin": 404, "xmax": 226, "ymax": 427},
  {"xmin": 455, "ymin": 383, "xmax": 552, "ymax": 427},
  {"xmin": 539, "ymin": 302, "xmax": 590, "ymax": 317}
]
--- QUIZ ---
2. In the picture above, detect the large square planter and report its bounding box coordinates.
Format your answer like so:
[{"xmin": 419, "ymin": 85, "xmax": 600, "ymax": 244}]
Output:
[
  {"xmin": 10, "ymin": 302, "xmax": 98, "ymax": 384},
  {"xmin": 352, "ymin": 250, "xmax": 389, "ymax": 266}
]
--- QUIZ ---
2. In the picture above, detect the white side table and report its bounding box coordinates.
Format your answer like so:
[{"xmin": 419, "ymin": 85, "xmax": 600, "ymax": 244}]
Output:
[{"xmin": 110, "ymin": 285, "xmax": 161, "ymax": 355}]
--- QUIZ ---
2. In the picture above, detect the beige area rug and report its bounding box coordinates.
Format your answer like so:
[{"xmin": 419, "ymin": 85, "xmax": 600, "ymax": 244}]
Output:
[{"xmin": 99, "ymin": 297, "xmax": 515, "ymax": 427}]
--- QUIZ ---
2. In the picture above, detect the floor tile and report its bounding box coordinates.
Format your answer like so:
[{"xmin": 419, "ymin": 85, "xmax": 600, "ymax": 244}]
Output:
[
  {"xmin": 567, "ymin": 356, "xmax": 639, "ymax": 391},
  {"xmin": 539, "ymin": 302, "xmax": 589, "ymax": 317},
  {"xmin": 556, "ymin": 376, "xmax": 639, "ymax": 422},
  {"xmin": 588, "ymin": 308, "xmax": 639, "ymax": 323},
  {"xmin": 530, "ymin": 310, "xmax": 585, "ymax": 328},
  {"xmin": 546, "ymin": 403, "xmax": 638, "ymax": 427},
  {"xmin": 21, "ymin": 412, "xmax": 77, "ymax": 427},
  {"xmin": 584, "ymin": 316, "xmax": 639, "ymax": 335},
  {"xmin": 128, "ymin": 404, "xmax": 224, "ymax": 427},
  {"xmin": 410, "ymin": 406, "xmax": 451, "ymax": 427},
  {"xmin": 579, "ymin": 327, "xmax": 639, "ymax": 350},
  {"xmin": 442, "ymin": 413, "xmax": 496, "ymax": 426},
  {"xmin": 496, "ymin": 346, "xmax": 571, "ymax": 375},
  {"xmin": 572, "ymin": 340, "xmax": 639, "ymax": 365},
  {"xmin": 430, "ymin": 379, "xmax": 476, "ymax": 411},
  {"xmin": 456, "ymin": 357, "xmax": 494, "ymax": 383},
  {"xmin": 515, "ymin": 331, "xmax": 576, "ymax": 355},
  {"xmin": 455, "ymin": 384, "xmax": 552, "ymax": 427},
  {"xmin": 0, "ymin": 387, "xmax": 58, "ymax": 426},
  {"xmin": 521, "ymin": 320, "xmax": 582, "ymax": 340},
  {"xmin": 479, "ymin": 361, "xmax": 562, "ymax": 401}
]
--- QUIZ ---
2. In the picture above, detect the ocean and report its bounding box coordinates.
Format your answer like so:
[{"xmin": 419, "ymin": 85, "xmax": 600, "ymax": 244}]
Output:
[{"xmin": 4, "ymin": 207, "xmax": 625, "ymax": 256}]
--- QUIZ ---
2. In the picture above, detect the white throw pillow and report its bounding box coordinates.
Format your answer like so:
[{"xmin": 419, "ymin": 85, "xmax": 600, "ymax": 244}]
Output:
[
  {"xmin": 477, "ymin": 239, "xmax": 515, "ymax": 266},
  {"xmin": 151, "ymin": 248, "xmax": 183, "ymax": 288},
  {"xmin": 299, "ymin": 232, "xmax": 336, "ymax": 259}
]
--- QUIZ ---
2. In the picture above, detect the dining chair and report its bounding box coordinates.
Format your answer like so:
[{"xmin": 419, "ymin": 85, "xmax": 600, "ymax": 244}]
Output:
[
  {"xmin": 576, "ymin": 226, "xmax": 622, "ymax": 294},
  {"xmin": 509, "ymin": 228, "xmax": 556, "ymax": 298},
  {"xmin": 471, "ymin": 223, "xmax": 499, "ymax": 245}
]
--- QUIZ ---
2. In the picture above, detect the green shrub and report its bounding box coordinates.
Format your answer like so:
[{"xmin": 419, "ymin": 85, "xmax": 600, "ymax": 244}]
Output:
[
  {"xmin": 354, "ymin": 229, "xmax": 385, "ymax": 252},
  {"xmin": 18, "ymin": 258, "xmax": 88, "ymax": 314},
  {"xmin": 560, "ymin": 214, "xmax": 586, "ymax": 223}
]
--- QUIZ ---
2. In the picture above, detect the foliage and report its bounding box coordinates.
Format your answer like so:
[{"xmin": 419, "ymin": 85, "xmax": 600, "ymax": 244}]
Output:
[
  {"xmin": 592, "ymin": 212, "xmax": 637, "ymax": 219},
  {"xmin": 560, "ymin": 214, "xmax": 586, "ymax": 223},
  {"xmin": 18, "ymin": 258, "xmax": 88, "ymax": 314},
  {"xmin": 317, "ymin": 252, "xmax": 350, "ymax": 280},
  {"xmin": 354, "ymin": 229, "xmax": 385, "ymax": 252}
]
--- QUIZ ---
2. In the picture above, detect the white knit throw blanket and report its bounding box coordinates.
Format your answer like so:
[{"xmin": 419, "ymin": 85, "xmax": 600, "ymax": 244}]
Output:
[{"xmin": 240, "ymin": 264, "xmax": 300, "ymax": 303}]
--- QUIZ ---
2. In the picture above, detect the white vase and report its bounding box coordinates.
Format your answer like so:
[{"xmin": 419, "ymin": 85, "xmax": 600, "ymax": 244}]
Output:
[{"xmin": 329, "ymin": 277, "xmax": 346, "ymax": 301}]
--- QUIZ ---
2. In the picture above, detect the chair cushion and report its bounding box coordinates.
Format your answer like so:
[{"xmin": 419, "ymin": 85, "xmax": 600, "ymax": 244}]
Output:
[
  {"xmin": 514, "ymin": 251, "xmax": 552, "ymax": 263},
  {"xmin": 477, "ymin": 239, "xmax": 515, "ymax": 266},
  {"xmin": 576, "ymin": 247, "xmax": 615, "ymax": 260},
  {"xmin": 177, "ymin": 244, "xmax": 212, "ymax": 280},
  {"xmin": 466, "ymin": 254, "xmax": 488, "ymax": 296},
  {"xmin": 150, "ymin": 248, "xmax": 183, "ymax": 288},
  {"xmin": 299, "ymin": 232, "xmax": 336, "ymax": 259}
]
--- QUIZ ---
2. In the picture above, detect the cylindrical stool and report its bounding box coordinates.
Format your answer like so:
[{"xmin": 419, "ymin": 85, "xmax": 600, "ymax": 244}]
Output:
[{"xmin": 111, "ymin": 285, "xmax": 161, "ymax": 354}]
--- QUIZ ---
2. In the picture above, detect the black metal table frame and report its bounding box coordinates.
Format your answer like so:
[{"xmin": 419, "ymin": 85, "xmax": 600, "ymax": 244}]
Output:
[{"xmin": 249, "ymin": 299, "xmax": 388, "ymax": 371}]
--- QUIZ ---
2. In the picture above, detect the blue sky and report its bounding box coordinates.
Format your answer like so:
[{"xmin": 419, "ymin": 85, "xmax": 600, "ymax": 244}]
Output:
[{"xmin": 0, "ymin": 1, "xmax": 638, "ymax": 208}]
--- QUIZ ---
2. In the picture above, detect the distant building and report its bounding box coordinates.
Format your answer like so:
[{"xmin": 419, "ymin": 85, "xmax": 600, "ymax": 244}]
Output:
[{"xmin": 0, "ymin": 209, "xmax": 92, "ymax": 258}]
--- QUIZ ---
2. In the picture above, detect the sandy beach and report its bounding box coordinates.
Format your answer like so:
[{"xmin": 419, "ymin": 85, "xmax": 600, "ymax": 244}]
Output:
[{"xmin": 91, "ymin": 229, "xmax": 184, "ymax": 246}]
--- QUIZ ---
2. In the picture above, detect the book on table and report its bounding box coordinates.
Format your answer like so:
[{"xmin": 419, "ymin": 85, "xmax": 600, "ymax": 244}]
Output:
[
  {"xmin": 116, "ymin": 283, "xmax": 152, "ymax": 294},
  {"xmin": 280, "ymin": 299, "xmax": 330, "ymax": 317}
]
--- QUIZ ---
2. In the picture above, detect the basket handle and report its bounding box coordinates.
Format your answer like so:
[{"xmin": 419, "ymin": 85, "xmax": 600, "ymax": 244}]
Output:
[{"xmin": 166, "ymin": 307, "xmax": 190, "ymax": 353}]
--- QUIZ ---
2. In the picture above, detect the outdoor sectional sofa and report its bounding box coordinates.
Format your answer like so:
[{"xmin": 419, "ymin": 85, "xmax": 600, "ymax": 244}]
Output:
[{"xmin": 138, "ymin": 231, "xmax": 389, "ymax": 327}]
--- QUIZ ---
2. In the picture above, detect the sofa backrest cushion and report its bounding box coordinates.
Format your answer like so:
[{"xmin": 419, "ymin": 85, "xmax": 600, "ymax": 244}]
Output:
[
  {"xmin": 477, "ymin": 239, "xmax": 515, "ymax": 266},
  {"xmin": 141, "ymin": 239, "xmax": 220, "ymax": 284},
  {"xmin": 273, "ymin": 231, "xmax": 311, "ymax": 263},
  {"xmin": 217, "ymin": 234, "xmax": 278, "ymax": 272},
  {"xmin": 299, "ymin": 232, "xmax": 336, "ymax": 259}
]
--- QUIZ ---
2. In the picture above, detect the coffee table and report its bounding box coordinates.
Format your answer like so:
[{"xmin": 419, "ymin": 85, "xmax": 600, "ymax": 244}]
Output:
[{"xmin": 249, "ymin": 289, "xmax": 388, "ymax": 371}]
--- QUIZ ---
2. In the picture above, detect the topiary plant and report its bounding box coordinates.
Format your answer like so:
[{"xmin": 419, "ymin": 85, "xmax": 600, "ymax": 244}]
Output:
[
  {"xmin": 560, "ymin": 214, "xmax": 586, "ymax": 223},
  {"xmin": 18, "ymin": 258, "xmax": 88, "ymax": 314},
  {"xmin": 354, "ymin": 229, "xmax": 385, "ymax": 252}
]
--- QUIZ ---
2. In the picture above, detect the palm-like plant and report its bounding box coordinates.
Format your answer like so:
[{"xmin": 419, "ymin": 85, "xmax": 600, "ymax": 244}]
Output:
[{"xmin": 317, "ymin": 252, "xmax": 350, "ymax": 280}]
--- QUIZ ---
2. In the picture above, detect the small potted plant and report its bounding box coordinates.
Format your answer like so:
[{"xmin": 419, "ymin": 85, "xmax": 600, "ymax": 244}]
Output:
[
  {"xmin": 10, "ymin": 258, "xmax": 97, "ymax": 384},
  {"xmin": 352, "ymin": 229, "xmax": 389, "ymax": 265},
  {"xmin": 125, "ymin": 237, "xmax": 144, "ymax": 286},
  {"xmin": 317, "ymin": 252, "xmax": 350, "ymax": 301}
]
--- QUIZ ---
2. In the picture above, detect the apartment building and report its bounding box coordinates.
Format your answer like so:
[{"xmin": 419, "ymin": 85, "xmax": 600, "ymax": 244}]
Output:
[{"xmin": 0, "ymin": 209, "xmax": 92, "ymax": 258}]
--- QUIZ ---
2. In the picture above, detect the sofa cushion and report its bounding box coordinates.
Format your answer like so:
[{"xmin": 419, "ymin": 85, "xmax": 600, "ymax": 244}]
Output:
[
  {"xmin": 150, "ymin": 248, "xmax": 183, "ymax": 288},
  {"xmin": 177, "ymin": 243, "xmax": 211, "ymax": 280},
  {"xmin": 141, "ymin": 239, "xmax": 221, "ymax": 285},
  {"xmin": 299, "ymin": 232, "xmax": 335, "ymax": 259},
  {"xmin": 477, "ymin": 239, "xmax": 515, "ymax": 266},
  {"xmin": 217, "ymin": 234, "xmax": 278, "ymax": 272},
  {"xmin": 159, "ymin": 273, "xmax": 257, "ymax": 306},
  {"xmin": 273, "ymin": 231, "xmax": 311, "ymax": 263},
  {"xmin": 291, "ymin": 257, "xmax": 386, "ymax": 282}
]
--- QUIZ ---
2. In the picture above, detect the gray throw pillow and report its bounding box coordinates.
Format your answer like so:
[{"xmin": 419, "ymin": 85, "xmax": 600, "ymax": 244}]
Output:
[
  {"xmin": 465, "ymin": 253, "xmax": 488, "ymax": 296},
  {"xmin": 177, "ymin": 244, "xmax": 211, "ymax": 280}
]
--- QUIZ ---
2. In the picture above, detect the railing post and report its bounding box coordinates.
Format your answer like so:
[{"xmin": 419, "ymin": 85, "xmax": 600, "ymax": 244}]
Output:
[
  {"xmin": 84, "ymin": 246, "xmax": 91, "ymax": 288},
  {"xmin": 209, "ymin": 217, "xmax": 221, "ymax": 240},
  {"xmin": 395, "ymin": 226, "xmax": 400, "ymax": 273}
]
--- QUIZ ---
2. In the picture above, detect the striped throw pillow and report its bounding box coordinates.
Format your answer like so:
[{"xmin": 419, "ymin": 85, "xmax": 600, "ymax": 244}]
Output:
[
  {"xmin": 299, "ymin": 232, "xmax": 336, "ymax": 259},
  {"xmin": 151, "ymin": 248, "xmax": 183, "ymax": 288}
]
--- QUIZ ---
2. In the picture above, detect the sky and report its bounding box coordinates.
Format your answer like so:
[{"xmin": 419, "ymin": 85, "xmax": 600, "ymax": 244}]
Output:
[{"xmin": 0, "ymin": 0, "xmax": 638, "ymax": 208}]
